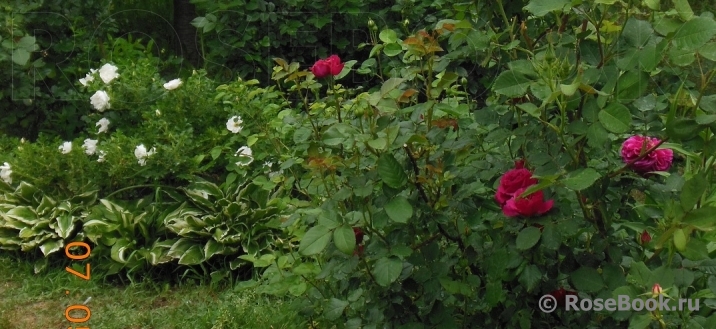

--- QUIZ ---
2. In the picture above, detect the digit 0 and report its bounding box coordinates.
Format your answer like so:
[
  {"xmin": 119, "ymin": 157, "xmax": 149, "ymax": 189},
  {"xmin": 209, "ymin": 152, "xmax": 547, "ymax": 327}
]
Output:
[
  {"xmin": 64, "ymin": 242, "xmax": 91, "ymax": 260},
  {"xmin": 65, "ymin": 304, "xmax": 90, "ymax": 322}
]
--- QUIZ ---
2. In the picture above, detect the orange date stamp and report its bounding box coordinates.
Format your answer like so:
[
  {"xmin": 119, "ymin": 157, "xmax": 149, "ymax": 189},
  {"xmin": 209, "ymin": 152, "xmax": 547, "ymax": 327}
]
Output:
[{"xmin": 64, "ymin": 241, "xmax": 92, "ymax": 329}]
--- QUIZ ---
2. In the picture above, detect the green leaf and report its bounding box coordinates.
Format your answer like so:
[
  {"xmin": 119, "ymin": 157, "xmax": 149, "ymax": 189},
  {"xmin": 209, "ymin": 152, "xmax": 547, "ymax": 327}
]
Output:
[
  {"xmin": 333, "ymin": 225, "xmax": 356, "ymax": 255},
  {"xmin": 54, "ymin": 214, "xmax": 75, "ymax": 239},
  {"xmin": 367, "ymin": 137, "xmax": 387, "ymax": 150},
  {"xmin": 383, "ymin": 43, "xmax": 403, "ymax": 56},
  {"xmin": 683, "ymin": 207, "xmax": 716, "ymax": 231},
  {"xmin": 12, "ymin": 49, "xmax": 30, "ymax": 66},
  {"xmin": 628, "ymin": 313, "xmax": 653, "ymax": 329},
  {"xmin": 672, "ymin": 0, "xmax": 694, "ymax": 21},
  {"xmin": 516, "ymin": 226, "xmax": 542, "ymax": 250},
  {"xmin": 384, "ymin": 196, "xmax": 413, "ymax": 224},
  {"xmin": 562, "ymin": 168, "xmax": 601, "ymax": 191},
  {"xmin": 616, "ymin": 71, "xmax": 649, "ymax": 101},
  {"xmin": 681, "ymin": 173, "xmax": 708, "ymax": 210},
  {"xmin": 373, "ymin": 256, "xmax": 402, "ymax": 286},
  {"xmin": 380, "ymin": 78, "xmax": 405, "ymax": 97},
  {"xmin": 178, "ymin": 245, "xmax": 204, "ymax": 265},
  {"xmin": 492, "ymin": 70, "xmax": 531, "ymax": 97},
  {"xmin": 439, "ymin": 277, "xmax": 473, "ymax": 296},
  {"xmin": 39, "ymin": 239, "xmax": 63, "ymax": 256},
  {"xmin": 674, "ymin": 228, "xmax": 688, "ymax": 251},
  {"xmin": 518, "ymin": 265, "xmax": 542, "ymax": 292},
  {"xmin": 598, "ymin": 103, "xmax": 632, "ymax": 133},
  {"xmin": 111, "ymin": 238, "xmax": 133, "ymax": 264},
  {"xmin": 666, "ymin": 118, "xmax": 702, "ymax": 140},
  {"xmin": 377, "ymin": 153, "xmax": 407, "ymax": 189},
  {"xmin": 700, "ymin": 42, "xmax": 716, "ymax": 61},
  {"xmin": 673, "ymin": 17, "xmax": 716, "ymax": 51},
  {"xmin": 570, "ymin": 267, "xmax": 605, "ymax": 293},
  {"xmin": 299, "ymin": 225, "xmax": 332, "ymax": 256},
  {"xmin": 540, "ymin": 224, "xmax": 561, "ymax": 250},
  {"xmin": 324, "ymin": 298, "xmax": 349, "ymax": 321},
  {"xmin": 379, "ymin": 29, "xmax": 398, "ymax": 43},
  {"xmin": 524, "ymin": 0, "xmax": 571, "ymax": 17}
]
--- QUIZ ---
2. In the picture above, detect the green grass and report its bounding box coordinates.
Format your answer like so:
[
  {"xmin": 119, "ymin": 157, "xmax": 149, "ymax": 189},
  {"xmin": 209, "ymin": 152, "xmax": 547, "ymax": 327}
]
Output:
[{"xmin": 0, "ymin": 254, "xmax": 306, "ymax": 329}]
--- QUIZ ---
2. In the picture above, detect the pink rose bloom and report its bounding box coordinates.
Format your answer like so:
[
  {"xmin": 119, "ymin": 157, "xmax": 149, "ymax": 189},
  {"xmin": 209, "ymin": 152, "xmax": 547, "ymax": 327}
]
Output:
[
  {"xmin": 620, "ymin": 136, "xmax": 673, "ymax": 173},
  {"xmin": 502, "ymin": 188, "xmax": 554, "ymax": 217}
]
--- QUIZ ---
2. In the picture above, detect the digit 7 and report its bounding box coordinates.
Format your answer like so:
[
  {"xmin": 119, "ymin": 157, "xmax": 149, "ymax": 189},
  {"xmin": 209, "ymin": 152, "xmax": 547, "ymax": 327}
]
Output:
[{"xmin": 66, "ymin": 264, "xmax": 91, "ymax": 280}]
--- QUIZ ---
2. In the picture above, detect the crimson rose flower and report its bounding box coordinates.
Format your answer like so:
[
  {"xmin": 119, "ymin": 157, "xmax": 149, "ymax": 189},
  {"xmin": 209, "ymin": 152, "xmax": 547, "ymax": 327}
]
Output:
[
  {"xmin": 311, "ymin": 55, "xmax": 344, "ymax": 78},
  {"xmin": 548, "ymin": 288, "xmax": 578, "ymax": 307},
  {"xmin": 353, "ymin": 227, "xmax": 364, "ymax": 245},
  {"xmin": 502, "ymin": 187, "xmax": 554, "ymax": 217},
  {"xmin": 325, "ymin": 55, "xmax": 344, "ymax": 75},
  {"xmin": 620, "ymin": 135, "xmax": 673, "ymax": 173},
  {"xmin": 495, "ymin": 165, "xmax": 538, "ymax": 206}
]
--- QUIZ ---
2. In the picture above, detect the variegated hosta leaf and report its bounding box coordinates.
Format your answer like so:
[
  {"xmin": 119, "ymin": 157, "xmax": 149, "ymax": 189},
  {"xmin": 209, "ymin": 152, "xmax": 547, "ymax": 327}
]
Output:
[
  {"xmin": 39, "ymin": 239, "xmax": 63, "ymax": 256},
  {"xmin": 186, "ymin": 180, "xmax": 224, "ymax": 198},
  {"xmin": 0, "ymin": 228, "xmax": 22, "ymax": 247},
  {"xmin": 71, "ymin": 190, "xmax": 98, "ymax": 206},
  {"xmin": 54, "ymin": 214, "xmax": 76, "ymax": 239},
  {"xmin": 34, "ymin": 257, "xmax": 48, "ymax": 274},
  {"xmin": 204, "ymin": 239, "xmax": 226, "ymax": 261},
  {"xmin": 21, "ymin": 233, "xmax": 53, "ymax": 251},
  {"xmin": 168, "ymin": 238, "xmax": 197, "ymax": 259},
  {"xmin": 36, "ymin": 195, "xmax": 57, "ymax": 216},
  {"xmin": 5, "ymin": 206, "xmax": 38, "ymax": 224},
  {"xmin": 169, "ymin": 238, "xmax": 205, "ymax": 265},
  {"xmin": 16, "ymin": 182, "xmax": 39, "ymax": 202},
  {"xmin": 182, "ymin": 188, "xmax": 216, "ymax": 211},
  {"xmin": 111, "ymin": 238, "xmax": 134, "ymax": 264}
]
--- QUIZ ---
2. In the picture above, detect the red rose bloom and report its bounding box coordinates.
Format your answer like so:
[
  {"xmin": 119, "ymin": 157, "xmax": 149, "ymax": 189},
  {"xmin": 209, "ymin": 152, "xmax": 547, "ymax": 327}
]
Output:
[
  {"xmin": 502, "ymin": 187, "xmax": 554, "ymax": 217},
  {"xmin": 549, "ymin": 288, "xmax": 578, "ymax": 307},
  {"xmin": 325, "ymin": 55, "xmax": 344, "ymax": 75},
  {"xmin": 495, "ymin": 168, "xmax": 538, "ymax": 206},
  {"xmin": 353, "ymin": 227, "xmax": 364, "ymax": 245},
  {"xmin": 310, "ymin": 60, "xmax": 330, "ymax": 78},
  {"xmin": 311, "ymin": 55, "xmax": 344, "ymax": 78}
]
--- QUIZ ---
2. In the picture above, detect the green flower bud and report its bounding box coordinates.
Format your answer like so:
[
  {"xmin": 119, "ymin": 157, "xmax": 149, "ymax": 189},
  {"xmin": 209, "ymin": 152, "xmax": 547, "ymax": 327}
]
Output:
[
  {"xmin": 404, "ymin": 19, "xmax": 410, "ymax": 26},
  {"xmin": 460, "ymin": 77, "xmax": 468, "ymax": 86},
  {"xmin": 368, "ymin": 18, "xmax": 375, "ymax": 28}
]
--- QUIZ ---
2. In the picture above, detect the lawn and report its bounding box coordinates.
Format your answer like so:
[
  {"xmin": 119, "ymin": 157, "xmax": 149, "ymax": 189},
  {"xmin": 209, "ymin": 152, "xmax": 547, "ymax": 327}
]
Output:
[{"xmin": 0, "ymin": 255, "xmax": 304, "ymax": 329}]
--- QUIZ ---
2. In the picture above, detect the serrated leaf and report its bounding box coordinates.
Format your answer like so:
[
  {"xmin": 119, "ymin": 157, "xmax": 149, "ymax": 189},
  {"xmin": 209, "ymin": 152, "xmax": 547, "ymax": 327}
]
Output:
[
  {"xmin": 562, "ymin": 168, "xmax": 601, "ymax": 191},
  {"xmin": 384, "ymin": 196, "xmax": 413, "ymax": 224},
  {"xmin": 377, "ymin": 153, "xmax": 407, "ymax": 189},
  {"xmin": 598, "ymin": 103, "xmax": 632, "ymax": 133},
  {"xmin": 373, "ymin": 256, "xmax": 402, "ymax": 286},
  {"xmin": 524, "ymin": 0, "xmax": 571, "ymax": 17},
  {"xmin": 570, "ymin": 267, "xmax": 604, "ymax": 293},
  {"xmin": 324, "ymin": 298, "xmax": 349, "ymax": 321},
  {"xmin": 492, "ymin": 70, "xmax": 531, "ymax": 97},
  {"xmin": 299, "ymin": 225, "xmax": 331, "ymax": 256},
  {"xmin": 681, "ymin": 173, "xmax": 708, "ymax": 210},
  {"xmin": 518, "ymin": 265, "xmax": 542, "ymax": 292},
  {"xmin": 673, "ymin": 17, "xmax": 716, "ymax": 51},
  {"xmin": 333, "ymin": 225, "xmax": 355, "ymax": 255},
  {"xmin": 516, "ymin": 226, "xmax": 541, "ymax": 250}
]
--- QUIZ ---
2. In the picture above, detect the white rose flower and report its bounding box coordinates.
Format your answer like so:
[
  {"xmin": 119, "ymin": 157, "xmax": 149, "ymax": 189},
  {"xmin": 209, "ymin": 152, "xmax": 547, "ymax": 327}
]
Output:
[
  {"xmin": 59, "ymin": 141, "xmax": 72, "ymax": 154},
  {"xmin": 90, "ymin": 91, "xmax": 111, "ymax": 112},
  {"xmin": 83, "ymin": 139, "xmax": 98, "ymax": 155},
  {"xmin": 134, "ymin": 144, "xmax": 157, "ymax": 166},
  {"xmin": 226, "ymin": 116, "xmax": 243, "ymax": 133},
  {"xmin": 155, "ymin": 109, "xmax": 161, "ymax": 116},
  {"xmin": 98, "ymin": 63, "xmax": 119, "ymax": 84},
  {"xmin": 163, "ymin": 78, "xmax": 182, "ymax": 90},
  {"xmin": 97, "ymin": 150, "xmax": 107, "ymax": 163},
  {"xmin": 96, "ymin": 118, "xmax": 110, "ymax": 133},
  {"xmin": 79, "ymin": 69, "xmax": 97, "ymax": 86},
  {"xmin": 0, "ymin": 162, "xmax": 12, "ymax": 184},
  {"xmin": 235, "ymin": 146, "xmax": 253, "ymax": 166}
]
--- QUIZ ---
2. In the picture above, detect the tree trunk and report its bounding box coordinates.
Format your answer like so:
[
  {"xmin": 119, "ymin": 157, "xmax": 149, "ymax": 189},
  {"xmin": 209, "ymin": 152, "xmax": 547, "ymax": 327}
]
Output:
[{"xmin": 173, "ymin": 0, "xmax": 201, "ymax": 67}]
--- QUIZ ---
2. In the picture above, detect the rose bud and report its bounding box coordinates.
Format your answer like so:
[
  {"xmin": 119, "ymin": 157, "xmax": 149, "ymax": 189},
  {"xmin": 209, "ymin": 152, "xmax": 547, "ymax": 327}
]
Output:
[
  {"xmin": 548, "ymin": 288, "xmax": 578, "ymax": 307},
  {"xmin": 652, "ymin": 283, "xmax": 663, "ymax": 298},
  {"xmin": 639, "ymin": 230, "xmax": 651, "ymax": 246}
]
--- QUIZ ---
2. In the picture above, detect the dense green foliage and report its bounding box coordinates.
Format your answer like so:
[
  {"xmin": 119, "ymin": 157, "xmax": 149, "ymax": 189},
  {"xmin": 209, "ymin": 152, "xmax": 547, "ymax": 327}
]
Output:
[{"xmin": 2, "ymin": 0, "xmax": 716, "ymax": 328}]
